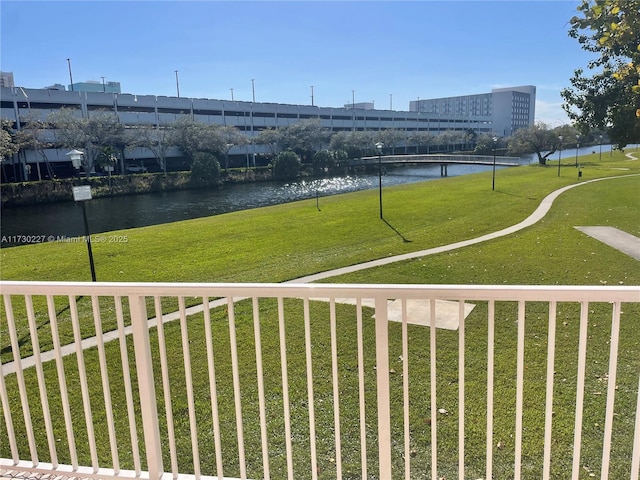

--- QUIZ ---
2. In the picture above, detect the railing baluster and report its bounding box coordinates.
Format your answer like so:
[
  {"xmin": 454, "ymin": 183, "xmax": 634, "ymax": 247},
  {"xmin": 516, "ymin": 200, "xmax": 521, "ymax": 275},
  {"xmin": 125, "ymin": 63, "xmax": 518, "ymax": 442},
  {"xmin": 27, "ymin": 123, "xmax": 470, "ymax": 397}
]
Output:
[
  {"xmin": 572, "ymin": 301, "xmax": 590, "ymax": 480},
  {"xmin": 303, "ymin": 297, "xmax": 319, "ymax": 480},
  {"xmin": 201, "ymin": 296, "xmax": 225, "ymax": 479},
  {"xmin": 277, "ymin": 297, "xmax": 294, "ymax": 479},
  {"xmin": 69, "ymin": 294, "xmax": 99, "ymax": 471},
  {"xmin": 458, "ymin": 299, "xmax": 465, "ymax": 480},
  {"xmin": 486, "ymin": 300, "xmax": 495, "ymax": 480},
  {"xmin": 178, "ymin": 296, "xmax": 201, "ymax": 478},
  {"xmin": 115, "ymin": 296, "xmax": 141, "ymax": 476},
  {"xmin": 356, "ymin": 298, "xmax": 367, "ymax": 480},
  {"xmin": 0, "ymin": 362, "xmax": 18, "ymax": 463},
  {"xmin": 46, "ymin": 295, "xmax": 77, "ymax": 469},
  {"xmin": 251, "ymin": 297, "xmax": 270, "ymax": 480},
  {"xmin": 401, "ymin": 299, "xmax": 410, "ymax": 480},
  {"xmin": 25, "ymin": 295, "xmax": 57, "ymax": 467},
  {"xmin": 91, "ymin": 295, "xmax": 119, "ymax": 473},
  {"xmin": 601, "ymin": 301, "xmax": 622, "ymax": 479},
  {"xmin": 227, "ymin": 297, "xmax": 247, "ymax": 479},
  {"xmin": 543, "ymin": 301, "xmax": 557, "ymax": 480},
  {"xmin": 152, "ymin": 296, "xmax": 176, "ymax": 478},
  {"xmin": 128, "ymin": 294, "xmax": 163, "ymax": 480},
  {"xmin": 375, "ymin": 295, "xmax": 392, "ymax": 479},
  {"xmin": 4, "ymin": 295, "xmax": 38, "ymax": 464},
  {"xmin": 514, "ymin": 301, "xmax": 526, "ymax": 479},
  {"xmin": 631, "ymin": 371, "xmax": 640, "ymax": 480},
  {"xmin": 430, "ymin": 298, "xmax": 437, "ymax": 479},
  {"xmin": 330, "ymin": 297, "xmax": 343, "ymax": 479}
]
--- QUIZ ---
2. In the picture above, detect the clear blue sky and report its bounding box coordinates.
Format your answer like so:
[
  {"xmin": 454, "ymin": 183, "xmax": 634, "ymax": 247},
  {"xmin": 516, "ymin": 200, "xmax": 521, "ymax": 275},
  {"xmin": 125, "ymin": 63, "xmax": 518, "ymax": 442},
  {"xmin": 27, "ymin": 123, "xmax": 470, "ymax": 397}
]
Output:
[{"xmin": 1, "ymin": 1, "xmax": 596, "ymax": 125}]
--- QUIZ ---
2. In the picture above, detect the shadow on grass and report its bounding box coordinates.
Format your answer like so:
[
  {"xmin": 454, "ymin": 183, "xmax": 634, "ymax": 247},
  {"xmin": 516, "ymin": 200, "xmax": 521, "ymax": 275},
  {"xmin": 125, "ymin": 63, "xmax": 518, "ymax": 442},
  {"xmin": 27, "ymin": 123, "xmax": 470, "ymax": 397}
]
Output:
[
  {"xmin": 0, "ymin": 297, "xmax": 78, "ymax": 356},
  {"xmin": 382, "ymin": 218, "xmax": 412, "ymax": 243}
]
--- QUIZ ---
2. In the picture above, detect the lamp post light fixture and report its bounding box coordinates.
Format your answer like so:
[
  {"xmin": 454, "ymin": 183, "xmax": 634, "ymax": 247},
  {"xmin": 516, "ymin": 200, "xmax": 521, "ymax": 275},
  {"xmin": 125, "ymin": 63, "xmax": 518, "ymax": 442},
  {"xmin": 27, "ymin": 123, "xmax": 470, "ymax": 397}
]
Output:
[
  {"xmin": 492, "ymin": 136, "xmax": 498, "ymax": 191},
  {"xmin": 557, "ymin": 135, "xmax": 563, "ymax": 177},
  {"xmin": 66, "ymin": 149, "xmax": 97, "ymax": 282},
  {"xmin": 575, "ymin": 134, "xmax": 580, "ymax": 167},
  {"xmin": 375, "ymin": 142, "xmax": 384, "ymax": 219}
]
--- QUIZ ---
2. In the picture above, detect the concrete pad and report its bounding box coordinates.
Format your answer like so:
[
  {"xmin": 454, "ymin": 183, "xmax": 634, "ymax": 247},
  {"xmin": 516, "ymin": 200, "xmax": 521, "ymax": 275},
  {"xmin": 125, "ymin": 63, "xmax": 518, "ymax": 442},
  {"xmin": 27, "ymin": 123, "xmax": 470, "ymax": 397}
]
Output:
[
  {"xmin": 309, "ymin": 297, "xmax": 475, "ymax": 330},
  {"xmin": 575, "ymin": 226, "xmax": 640, "ymax": 260},
  {"xmin": 385, "ymin": 299, "xmax": 475, "ymax": 330}
]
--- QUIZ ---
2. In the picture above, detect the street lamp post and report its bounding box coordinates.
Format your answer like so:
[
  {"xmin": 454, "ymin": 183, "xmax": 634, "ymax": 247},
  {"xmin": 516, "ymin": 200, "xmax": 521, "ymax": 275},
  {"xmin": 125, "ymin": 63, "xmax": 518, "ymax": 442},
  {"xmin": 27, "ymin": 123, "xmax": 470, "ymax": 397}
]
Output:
[
  {"xmin": 599, "ymin": 135, "xmax": 603, "ymax": 161},
  {"xmin": 575, "ymin": 134, "xmax": 580, "ymax": 167},
  {"xmin": 225, "ymin": 143, "xmax": 233, "ymax": 171},
  {"xmin": 66, "ymin": 149, "xmax": 97, "ymax": 282},
  {"xmin": 375, "ymin": 142, "xmax": 384, "ymax": 219},
  {"xmin": 492, "ymin": 136, "xmax": 498, "ymax": 191},
  {"xmin": 557, "ymin": 135, "xmax": 563, "ymax": 177}
]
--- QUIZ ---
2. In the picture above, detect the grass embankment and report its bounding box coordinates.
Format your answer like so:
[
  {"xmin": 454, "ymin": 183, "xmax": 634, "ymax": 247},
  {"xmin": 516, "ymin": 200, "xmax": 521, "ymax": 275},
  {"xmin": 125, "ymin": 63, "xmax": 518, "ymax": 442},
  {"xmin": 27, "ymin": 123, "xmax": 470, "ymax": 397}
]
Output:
[{"xmin": 1, "ymin": 151, "xmax": 639, "ymax": 479}]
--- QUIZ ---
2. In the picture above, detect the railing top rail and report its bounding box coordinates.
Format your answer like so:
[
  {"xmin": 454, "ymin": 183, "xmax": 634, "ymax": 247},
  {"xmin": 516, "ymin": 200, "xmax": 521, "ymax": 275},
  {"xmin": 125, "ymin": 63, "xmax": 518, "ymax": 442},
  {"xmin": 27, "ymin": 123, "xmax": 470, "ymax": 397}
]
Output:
[{"xmin": 1, "ymin": 281, "xmax": 638, "ymax": 303}]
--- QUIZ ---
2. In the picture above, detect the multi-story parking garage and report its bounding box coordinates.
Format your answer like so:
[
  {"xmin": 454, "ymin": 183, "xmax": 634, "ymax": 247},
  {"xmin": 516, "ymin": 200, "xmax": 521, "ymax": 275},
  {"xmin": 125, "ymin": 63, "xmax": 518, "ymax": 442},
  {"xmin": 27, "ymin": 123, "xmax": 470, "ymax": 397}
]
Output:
[{"xmin": 0, "ymin": 85, "xmax": 535, "ymax": 181}]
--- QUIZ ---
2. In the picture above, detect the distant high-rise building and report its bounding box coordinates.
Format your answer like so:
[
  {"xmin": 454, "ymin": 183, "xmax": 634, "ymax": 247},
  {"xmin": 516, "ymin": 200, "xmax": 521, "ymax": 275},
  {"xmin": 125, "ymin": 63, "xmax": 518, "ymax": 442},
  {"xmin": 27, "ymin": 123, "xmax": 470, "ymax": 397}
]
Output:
[
  {"xmin": 0, "ymin": 71, "xmax": 15, "ymax": 88},
  {"xmin": 410, "ymin": 85, "xmax": 536, "ymax": 136},
  {"xmin": 68, "ymin": 80, "xmax": 121, "ymax": 93}
]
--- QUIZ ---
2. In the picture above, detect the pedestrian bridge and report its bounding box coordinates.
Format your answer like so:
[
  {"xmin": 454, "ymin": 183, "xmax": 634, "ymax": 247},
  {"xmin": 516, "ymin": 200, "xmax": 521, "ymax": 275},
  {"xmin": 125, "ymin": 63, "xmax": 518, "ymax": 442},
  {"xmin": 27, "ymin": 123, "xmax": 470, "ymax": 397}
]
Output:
[{"xmin": 353, "ymin": 153, "xmax": 522, "ymax": 176}]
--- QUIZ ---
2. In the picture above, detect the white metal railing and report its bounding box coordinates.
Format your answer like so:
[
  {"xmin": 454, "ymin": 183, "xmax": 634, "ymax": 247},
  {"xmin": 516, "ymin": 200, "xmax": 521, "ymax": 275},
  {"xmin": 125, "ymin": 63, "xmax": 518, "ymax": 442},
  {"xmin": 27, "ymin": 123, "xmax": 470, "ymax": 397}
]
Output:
[{"xmin": 1, "ymin": 281, "xmax": 639, "ymax": 480}]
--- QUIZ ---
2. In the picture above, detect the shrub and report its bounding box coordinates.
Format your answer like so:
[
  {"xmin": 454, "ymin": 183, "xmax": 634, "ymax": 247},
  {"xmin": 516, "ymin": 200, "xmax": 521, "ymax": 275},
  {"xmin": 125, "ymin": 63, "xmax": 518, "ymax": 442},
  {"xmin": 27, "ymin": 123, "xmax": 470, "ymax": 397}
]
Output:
[
  {"xmin": 190, "ymin": 152, "xmax": 221, "ymax": 186},
  {"xmin": 272, "ymin": 150, "xmax": 301, "ymax": 180}
]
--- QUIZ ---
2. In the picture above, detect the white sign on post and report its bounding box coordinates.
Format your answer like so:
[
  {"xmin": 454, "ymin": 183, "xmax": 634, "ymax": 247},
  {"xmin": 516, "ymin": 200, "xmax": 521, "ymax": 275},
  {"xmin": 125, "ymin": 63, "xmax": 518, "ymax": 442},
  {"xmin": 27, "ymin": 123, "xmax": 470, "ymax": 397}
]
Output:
[{"xmin": 72, "ymin": 185, "xmax": 92, "ymax": 202}]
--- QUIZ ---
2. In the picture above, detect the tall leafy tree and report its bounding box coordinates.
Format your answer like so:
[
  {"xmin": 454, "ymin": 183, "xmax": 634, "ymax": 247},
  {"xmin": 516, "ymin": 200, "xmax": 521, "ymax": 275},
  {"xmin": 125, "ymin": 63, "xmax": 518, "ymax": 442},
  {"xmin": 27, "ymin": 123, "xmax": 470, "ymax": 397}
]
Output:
[
  {"xmin": 562, "ymin": 0, "xmax": 640, "ymax": 147},
  {"xmin": 506, "ymin": 122, "xmax": 560, "ymax": 165}
]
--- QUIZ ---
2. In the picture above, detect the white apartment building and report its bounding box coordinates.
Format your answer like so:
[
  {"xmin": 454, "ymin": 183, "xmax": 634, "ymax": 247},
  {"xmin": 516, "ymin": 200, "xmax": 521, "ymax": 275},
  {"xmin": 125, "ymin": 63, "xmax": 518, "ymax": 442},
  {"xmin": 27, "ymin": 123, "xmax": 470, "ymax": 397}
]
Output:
[{"xmin": 411, "ymin": 85, "xmax": 536, "ymax": 137}]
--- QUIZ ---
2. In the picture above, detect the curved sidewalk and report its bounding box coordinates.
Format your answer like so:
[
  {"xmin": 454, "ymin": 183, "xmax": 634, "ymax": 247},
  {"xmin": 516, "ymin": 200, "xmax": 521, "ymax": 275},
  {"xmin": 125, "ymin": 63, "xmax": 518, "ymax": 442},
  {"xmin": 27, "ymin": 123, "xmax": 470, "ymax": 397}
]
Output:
[
  {"xmin": 3, "ymin": 172, "xmax": 638, "ymax": 376},
  {"xmin": 291, "ymin": 173, "xmax": 638, "ymax": 283}
]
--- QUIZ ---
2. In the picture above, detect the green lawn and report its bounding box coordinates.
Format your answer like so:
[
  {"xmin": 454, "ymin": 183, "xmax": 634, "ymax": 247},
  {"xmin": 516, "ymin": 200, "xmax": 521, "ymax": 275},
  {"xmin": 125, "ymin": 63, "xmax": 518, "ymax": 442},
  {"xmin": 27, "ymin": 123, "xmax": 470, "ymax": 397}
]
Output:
[{"xmin": 1, "ymin": 151, "xmax": 639, "ymax": 479}]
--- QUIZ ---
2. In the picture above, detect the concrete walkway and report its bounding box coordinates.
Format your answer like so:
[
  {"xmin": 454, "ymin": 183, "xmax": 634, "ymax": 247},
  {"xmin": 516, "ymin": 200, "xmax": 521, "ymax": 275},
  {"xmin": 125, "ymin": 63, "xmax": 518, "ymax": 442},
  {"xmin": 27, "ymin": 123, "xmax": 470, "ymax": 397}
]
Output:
[
  {"xmin": 3, "ymin": 171, "xmax": 639, "ymax": 376},
  {"xmin": 575, "ymin": 226, "xmax": 640, "ymax": 260}
]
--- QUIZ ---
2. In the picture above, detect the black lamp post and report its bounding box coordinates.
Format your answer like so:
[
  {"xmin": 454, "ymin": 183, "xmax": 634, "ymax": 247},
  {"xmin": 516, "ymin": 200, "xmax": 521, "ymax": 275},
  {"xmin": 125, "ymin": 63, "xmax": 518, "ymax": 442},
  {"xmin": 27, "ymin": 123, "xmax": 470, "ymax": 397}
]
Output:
[
  {"xmin": 492, "ymin": 136, "xmax": 498, "ymax": 191},
  {"xmin": 557, "ymin": 135, "xmax": 563, "ymax": 177},
  {"xmin": 66, "ymin": 149, "xmax": 97, "ymax": 282},
  {"xmin": 575, "ymin": 134, "xmax": 580, "ymax": 167},
  {"xmin": 599, "ymin": 135, "xmax": 603, "ymax": 161},
  {"xmin": 375, "ymin": 142, "xmax": 384, "ymax": 219}
]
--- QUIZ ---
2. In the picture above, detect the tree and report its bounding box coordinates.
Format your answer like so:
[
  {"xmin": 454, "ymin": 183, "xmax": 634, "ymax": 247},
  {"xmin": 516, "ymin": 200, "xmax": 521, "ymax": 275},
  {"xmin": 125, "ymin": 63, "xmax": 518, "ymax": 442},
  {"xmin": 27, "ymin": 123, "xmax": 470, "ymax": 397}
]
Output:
[
  {"xmin": 329, "ymin": 131, "xmax": 375, "ymax": 158},
  {"xmin": 48, "ymin": 109, "xmax": 126, "ymax": 172},
  {"xmin": 279, "ymin": 119, "xmax": 330, "ymax": 161},
  {"xmin": 190, "ymin": 152, "xmax": 221, "ymax": 186},
  {"xmin": 254, "ymin": 128, "xmax": 281, "ymax": 157},
  {"xmin": 130, "ymin": 124, "xmax": 172, "ymax": 174},
  {"xmin": 312, "ymin": 149, "xmax": 347, "ymax": 176},
  {"xmin": 0, "ymin": 118, "xmax": 19, "ymax": 181},
  {"xmin": 506, "ymin": 122, "xmax": 560, "ymax": 165},
  {"xmin": 376, "ymin": 129, "xmax": 406, "ymax": 154},
  {"xmin": 562, "ymin": 0, "xmax": 640, "ymax": 148},
  {"xmin": 170, "ymin": 118, "xmax": 239, "ymax": 164},
  {"xmin": 410, "ymin": 131, "xmax": 434, "ymax": 154},
  {"xmin": 473, "ymin": 133, "xmax": 498, "ymax": 155},
  {"xmin": 272, "ymin": 150, "xmax": 301, "ymax": 180}
]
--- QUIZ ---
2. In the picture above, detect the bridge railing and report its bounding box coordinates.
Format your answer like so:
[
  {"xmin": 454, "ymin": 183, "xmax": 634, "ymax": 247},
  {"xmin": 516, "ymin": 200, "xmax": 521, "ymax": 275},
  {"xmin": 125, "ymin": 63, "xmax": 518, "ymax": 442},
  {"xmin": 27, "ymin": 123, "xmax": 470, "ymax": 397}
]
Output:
[{"xmin": 356, "ymin": 153, "xmax": 522, "ymax": 165}]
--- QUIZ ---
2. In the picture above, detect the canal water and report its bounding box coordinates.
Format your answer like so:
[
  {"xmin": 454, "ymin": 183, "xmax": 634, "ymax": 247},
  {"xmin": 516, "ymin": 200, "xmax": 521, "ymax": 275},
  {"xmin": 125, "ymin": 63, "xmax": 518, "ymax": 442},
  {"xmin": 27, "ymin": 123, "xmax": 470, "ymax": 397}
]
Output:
[{"xmin": 0, "ymin": 146, "xmax": 616, "ymax": 247}]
